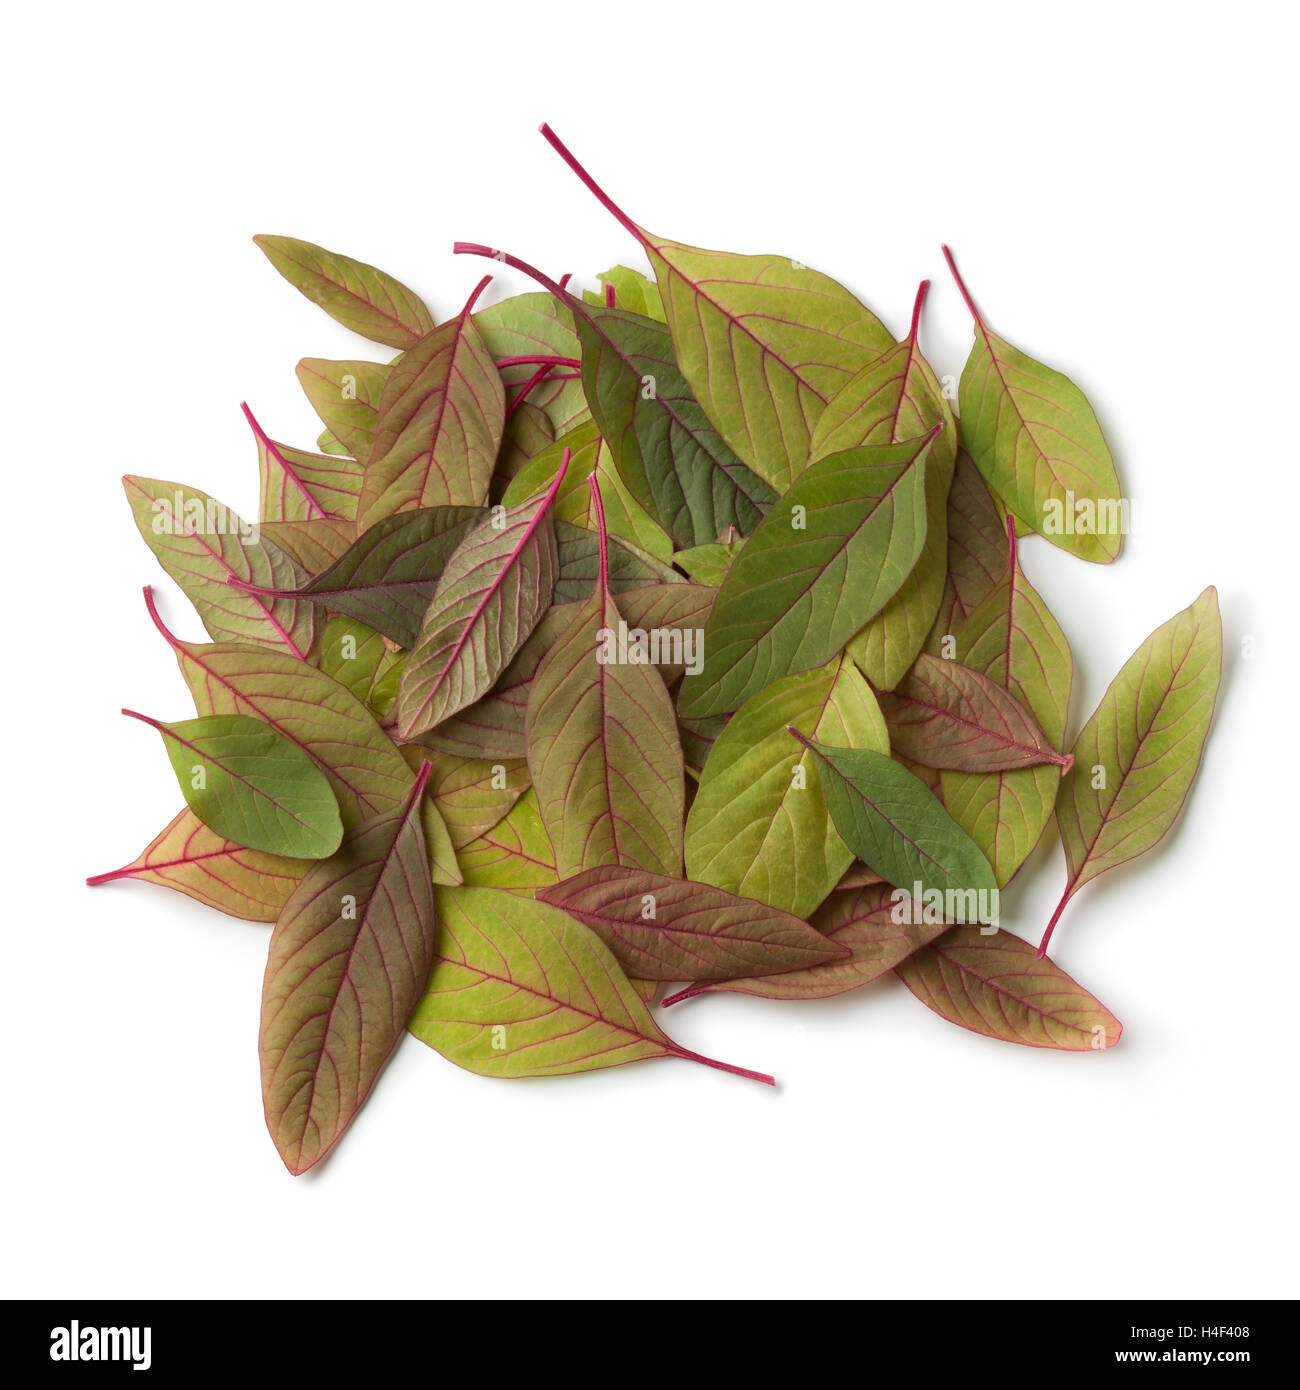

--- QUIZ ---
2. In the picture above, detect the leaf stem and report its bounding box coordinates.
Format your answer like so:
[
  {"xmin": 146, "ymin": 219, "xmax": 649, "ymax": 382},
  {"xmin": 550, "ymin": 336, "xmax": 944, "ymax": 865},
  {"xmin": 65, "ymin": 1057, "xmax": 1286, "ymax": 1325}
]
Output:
[
  {"xmin": 538, "ymin": 123, "xmax": 643, "ymax": 242},
  {"xmin": 670, "ymin": 1044, "xmax": 775, "ymax": 1086},
  {"xmin": 495, "ymin": 354, "xmax": 582, "ymax": 370},
  {"xmin": 909, "ymin": 279, "xmax": 930, "ymax": 342},
  {"xmin": 1037, "ymin": 887, "xmax": 1072, "ymax": 958},
  {"xmin": 455, "ymin": 243, "xmax": 568, "ymax": 302},
  {"xmin": 462, "ymin": 274, "xmax": 493, "ymax": 317},
  {"xmin": 505, "ymin": 362, "xmax": 558, "ymax": 418},
  {"xmin": 661, "ymin": 983, "xmax": 710, "ymax": 1007},
  {"xmin": 120, "ymin": 707, "xmax": 164, "ymax": 732},
  {"xmin": 941, "ymin": 244, "xmax": 985, "ymax": 330},
  {"xmin": 142, "ymin": 586, "xmax": 184, "ymax": 651},
  {"xmin": 240, "ymin": 402, "xmax": 327, "ymax": 519},
  {"xmin": 587, "ymin": 471, "xmax": 609, "ymax": 593}
]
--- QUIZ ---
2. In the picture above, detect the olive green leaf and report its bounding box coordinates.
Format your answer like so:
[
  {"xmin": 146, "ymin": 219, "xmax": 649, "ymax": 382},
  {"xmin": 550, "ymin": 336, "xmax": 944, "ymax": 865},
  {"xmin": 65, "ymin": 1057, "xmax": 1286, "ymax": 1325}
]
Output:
[
  {"xmin": 314, "ymin": 616, "xmax": 396, "ymax": 703},
  {"xmin": 458, "ymin": 789, "xmax": 557, "ymax": 894},
  {"xmin": 676, "ymin": 432, "xmax": 936, "ymax": 719},
  {"xmin": 122, "ymin": 709, "xmax": 342, "ymax": 859},
  {"xmin": 241, "ymin": 506, "xmax": 484, "ymax": 650},
  {"xmin": 426, "ymin": 756, "xmax": 530, "ymax": 850},
  {"xmin": 878, "ymin": 653, "xmax": 1073, "ymax": 773},
  {"xmin": 538, "ymin": 126, "xmax": 894, "ymax": 489},
  {"xmin": 941, "ymin": 520, "xmax": 1073, "ymax": 885},
  {"xmin": 493, "ymin": 401, "xmax": 554, "ymax": 502},
  {"xmin": 583, "ymin": 264, "xmax": 665, "ymax": 320},
  {"xmin": 474, "ymin": 290, "xmax": 588, "ymax": 436},
  {"xmin": 526, "ymin": 478, "xmax": 685, "ymax": 879},
  {"xmin": 926, "ymin": 449, "xmax": 1008, "ymax": 651},
  {"xmin": 356, "ymin": 278, "xmax": 504, "ymax": 525},
  {"xmin": 409, "ymin": 887, "xmax": 772, "ymax": 1083},
  {"xmin": 538, "ymin": 866, "xmax": 848, "ymax": 982},
  {"xmin": 86, "ymin": 808, "xmax": 308, "ymax": 922},
  {"xmin": 1042, "ymin": 587, "xmax": 1221, "ymax": 955},
  {"xmin": 664, "ymin": 882, "xmax": 945, "ymax": 1005},
  {"xmin": 242, "ymin": 402, "xmax": 363, "ymax": 525},
  {"xmin": 675, "ymin": 535, "xmax": 744, "ymax": 587},
  {"xmin": 812, "ymin": 281, "xmax": 959, "ymax": 689},
  {"xmin": 296, "ymin": 358, "xmax": 390, "ymax": 461},
  {"xmin": 685, "ymin": 656, "xmax": 888, "ymax": 917},
  {"xmin": 124, "ymin": 476, "xmax": 315, "ymax": 659},
  {"xmin": 144, "ymin": 587, "xmax": 412, "ymax": 827},
  {"xmin": 788, "ymin": 734, "xmax": 997, "ymax": 912},
  {"xmin": 396, "ymin": 467, "xmax": 565, "ymax": 738},
  {"xmin": 553, "ymin": 519, "xmax": 682, "ymax": 601},
  {"xmin": 317, "ymin": 429, "xmax": 349, "ymax": 456},
  {"xmin": 944, "ymin": 246, "xmax": 1123, "ymax": 564},
  {"xmin": 896, "ymin": 927, "xmax": 1122, "ymax": 1050},
  {"xmin": 260, "ymin": 763, "xmax": 437, "ymax": 1175},
  {"xmin": 257, "ymin": 518, "xmax": 355, "ymax": 575},
  {"xmin": 253, "ymin": 235, "xmax": 434, "ymax": 348}
]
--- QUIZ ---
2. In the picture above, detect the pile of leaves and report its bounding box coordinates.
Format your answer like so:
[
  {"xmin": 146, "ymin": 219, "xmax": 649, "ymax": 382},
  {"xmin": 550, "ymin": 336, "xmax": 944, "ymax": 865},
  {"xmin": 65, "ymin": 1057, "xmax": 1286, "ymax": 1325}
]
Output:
[{"xmin": 91, "ymin": 125, "xmax": 1222, "ymax": 1174}]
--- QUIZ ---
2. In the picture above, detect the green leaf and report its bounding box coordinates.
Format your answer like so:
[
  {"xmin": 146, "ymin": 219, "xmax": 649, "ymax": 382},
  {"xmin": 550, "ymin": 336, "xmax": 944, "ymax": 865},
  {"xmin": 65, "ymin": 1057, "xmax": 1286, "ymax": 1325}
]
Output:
[
  {"xmin": 493, "ymin": 401, "xmax": 554, "ymax": 503},
  {"xmin": 813, "ymin": 281, "xmax": 959, "ymax": 688},
  {"xmin": 474, "ymin": 291, "xmax": 588, "ymax": 436},
  {"xmin": 257, "ymin": 518, "xmax": 355, "ymax": 575},
  {"xmin": 554, "ymin": 520, "xmax": 682, "ymax": 601},
  {"xmin": 86, "ymin": 808, "xmax": 308, "ymax": 922},
  {"xmin": 526, "ymin": 479, "xmax": 685, "ymax": 878},
  {"xmin": 144, "ymin": 587, "xmax": 412, "ymax": 827},
  {"xmin": 250, "ymin": 506, "xmax": 484, "ymax": 650},
  {"xmin": 254, "ymin": 235, "xmax": 434, "ymax": 348},
  {"xmin": 317, "ymin": 429, "xmax": 349, "ymax": 456},
  {"xmin": 458, "ymin": 790, "xmax": 557, "ymax": 893},
  {"xmin": 124, "ymin": 476, "xmax": 314, "ymax": 659},
  {"xmin": 538, "ymin": 866, "xmax": 848, "ymax": 982},
  {"xmin": 396, "ymin": 472, "xmax": 563, "ymax": 737},
  {"xmin": 124, "ymin": 709, "xmax": 342, "ymax": 858},
  {"xmin": 426, "ymin": 755, "xmax": 530, "ymax": 850},
  {"xmin": 537, "ymin": 128, "xmax": 893, "ymax": 489},
  {"xmin": 296, "ymin": 358, "xmax": 389, "ymax": 461},
  {"xmin": 356, "ymin": 280, "xmax": 504, "ymax": 526},
  {"xmin": 242, "ymin": 402, "xmax": 364, "ymax": 524},
  {"xmin": 583, "ymin": 264, "xmax": 665, "ymax": 320},
  {"xmin": 896, "ymin": 927, "xmax": 1122, "ymax": 1050},
  {"xmin": 944, "ymin": 246, "xmax": 1124, "ymax": 564},
  {"xmin": 1042, "ymin": 587, "xmax": 1221, "ymax": 954},
  {"xmin": 409, "ymin": 887, "xmax": 772, "ymax": 1083},
  {"xmin": 685, "ymin": 656, "xmax": 887, "ymax": 917},
  {"xmin": 674, "ymin": 537, "xmax": 744, "ymax": 587},
  {"xmin": 676, "ymin": 433, "xmax": 935, "ymax": 719},
  {"xmin": 788, "ymin": 735, "xmax": 997, "ymax": 913},
  {"xmin": 926, "ymin": 449, "xmax": 1008, "ymax": 651},
  {"xmin": 878, "ymin": 653, "xmax": 1073, "ymax": 773},
  {"xmin": 260, "ymin": 764, "xmax": 437, "ymax": 1175},
  {"xmin": 315, "ymin": 616, "xmax": 394, "ymax": 702},
  {"xmin": 664, "ymin": 882, "xmax": 946, "ymax": 1004},
  {"xmin": 940, "ymin": 519, "xmax": 1073, "ymax": 886}
]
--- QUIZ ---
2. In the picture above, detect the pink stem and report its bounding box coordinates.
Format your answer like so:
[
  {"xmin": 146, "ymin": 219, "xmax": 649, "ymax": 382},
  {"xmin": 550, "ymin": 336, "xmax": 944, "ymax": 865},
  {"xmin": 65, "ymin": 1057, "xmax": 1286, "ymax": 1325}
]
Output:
[
  {"xmin": 909, "ymin": 279, "xmax": 930, "ymax": 342},
  {"xmin": 506, "ymin": 363, "xmax": 557, "ymax": 417},
  {"xmin": 455, "ymin": 242, "xmax": 566, "ymax": 301},
  {"xmin": 604, "ymin": 282, "xmax": 616, "ymax": 308},
  {"xmin": 1005, "ymin": 513, "xmax": 1018, "ymax": 571},
  {"xmin": 538, "ymin": 123, "xmax": 643, "ymax": 242},
  {"xmin": 495, "ymin": 354, "xmax": 582, "ymax": 370},
  {"xmin": 661, "ymin": 983, "xmax": 711, "ymax": 1008},
  {"xmin": 239, "ymin": 402, "xmax": 327, "ymax": 519},
  {"xmin": 669, "ymin": 1045, "xmax": 775, "ymax": 1086},
  {"xmin": 121, "ymin": 707, "xmax": 164, "ymax": 732},
  {"xmin": 1037, "ymin": 886, "xmax": 1073, "ymax": 958},
  {"xmin": 143, "ymin": 586, "xmax": 184, "ymax": 651},
  {"xmin": 587, "ymin": 472, "xmax": 609, "ymax": 593},
  {"xmin": 558, "ymin": 272, "xmax": 573, "ymax": 291},
  {"xmin": 941, "ymin": 244, "xmax": 985, "ymax": 329},
  {"xmin": 461, "ymin": 274, "xmax": 492, "ymax": 316}
]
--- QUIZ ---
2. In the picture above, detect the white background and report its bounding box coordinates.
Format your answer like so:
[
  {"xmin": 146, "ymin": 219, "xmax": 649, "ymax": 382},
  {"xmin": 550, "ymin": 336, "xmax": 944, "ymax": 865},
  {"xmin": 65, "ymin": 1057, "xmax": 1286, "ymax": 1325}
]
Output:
[{"xmin": 4, "ymin": 1, "xmax": 1296, "ymax": 1300}]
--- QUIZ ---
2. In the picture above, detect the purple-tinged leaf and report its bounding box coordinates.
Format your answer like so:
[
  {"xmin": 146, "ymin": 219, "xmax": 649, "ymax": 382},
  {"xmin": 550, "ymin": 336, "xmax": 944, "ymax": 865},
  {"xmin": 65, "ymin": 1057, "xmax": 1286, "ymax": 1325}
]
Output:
[
  {"xmin": 260, "ymin": 763, "xmax": 437, "ymax": 1175},
  {"xmin": 878, "ymin": 653, "xmax": 1073, "ymax": 773},
  {"xmin": 409, "ymin": 887, "xmax": 773, "ymax": 1083},
  {"xmin": 539, "ymin": 866, "xmax": 848, "ymax": 982},
  {"xmin": 396, "ymin": 461, "xmax": 567, "ymax": 737},
  {"xmin": 356, "ymin": 278, "xmax": 505, "ymax": 526},
  {"xmin": 896, "ymin": 927, "xmax": 1122, "ymax": 1050},
  {"xmin": 927, "ymin": 450, "xmax": 1007, "ymax": 649}
]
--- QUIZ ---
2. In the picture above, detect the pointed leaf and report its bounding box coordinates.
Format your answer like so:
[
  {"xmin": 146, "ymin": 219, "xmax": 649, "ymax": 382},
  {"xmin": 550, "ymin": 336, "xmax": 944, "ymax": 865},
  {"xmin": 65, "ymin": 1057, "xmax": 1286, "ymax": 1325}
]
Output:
[
  {"xmin": 554, "ymin": 520, "xmax": 682, "ymax": 601},
  {"xmin": 878, "ymin": 653, "xmax": 1073, "ymax": 773},
  {"xmin": 665, "ymin": 882, "xmax": 946, "ymax": 1004},
  {"xmin": 789, "ymin": 734, "xmax": 997, "ymax": 913},
  {"xmin": 123, "ymin": 709, "xmax": 343, "ymax": 858},
  {"xmin": 86, "ymin": 808, "xmax": 307, "ymax": 922},
  {"xmin": 927, "ymin": 449, "xmax": 1008, "ymax": 649},
  {"xmin": 124, "ymin": 476, "xmax": 314, "ymax": 659},
  {"xmin": 260, "ymin": 764, "xmax": 437, "ymax": 1174},
  {"xmin": 686, "ymin": 656, "xmax": 887, "ymax": 917},
  {"xmin": 1042, "ymin": 588, "xmax": 1221, "ymax": 954},
  {"xmin": 357, "ymin": 280, "xmax": 504, "ymax": 525},
  {"xmin": 396, "ymin": 468, "xmax": 564, "ymax": 737},
  {"xmin": 408, "ymin": 887, "xmax": 772, "ymax": 1083},
  {"xmin": 458, "ymin": 790, "xmax": 557, "ymax": 893},
  {"xmin": 945, "ymin": 246, "xmax": 1124, "ymax": 564},
  {"xmin": 676, "ymin": 433, "xmax": 934, "ymax": 719},
  {"xmin": 538, "ymin": 866, "xmax": 848, "ymax": 982},
  {"xmin": 296, "ymin": 358, "xmax": 389, "ymax": 461},
  {"xmin": 254, "ymin": 235, "xmax": 434, "ymax": 348},
  {"xmin": 896, "ymin": 927, "xmax": 1122, "ymax": 1050},
  {"xmin": 426, "ymin": 755, "xmax": 530, "ymax": 849},
  {"xmin": 242, "ymin": 402, "xmax": 364, "ymax": 524},
  {"xmin": 526, "ymin": 479, "xmax": 684, "ymax": 878}
]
